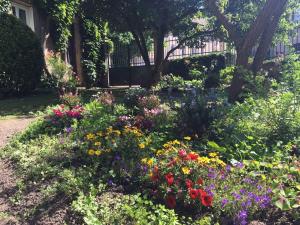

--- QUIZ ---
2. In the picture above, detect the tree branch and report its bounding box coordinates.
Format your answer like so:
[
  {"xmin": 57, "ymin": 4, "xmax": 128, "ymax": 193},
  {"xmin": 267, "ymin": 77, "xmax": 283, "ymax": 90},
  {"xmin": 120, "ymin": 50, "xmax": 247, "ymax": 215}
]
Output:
[
  {"xmin": 206, "ymin": 0, "xmax": 241, "ymax": 46},
  {"xmin": 241, "ymin": 0, "xmax": 284, "ymax": 51},
  {"xmin": 252, "ymin": 0, "xmax": 288, "ymax": 73},
  {"xmin": 164, "ymin": 30, "xmax": 215, "ymax": 62}
]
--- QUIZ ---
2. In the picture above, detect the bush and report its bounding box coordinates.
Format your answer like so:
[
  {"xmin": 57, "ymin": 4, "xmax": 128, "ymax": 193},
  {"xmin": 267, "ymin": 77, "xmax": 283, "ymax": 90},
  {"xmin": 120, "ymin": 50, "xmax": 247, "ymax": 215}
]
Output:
[
  {"xmin": 165, "ymin": 54, "xmax": 228, "ymax": 86},
  {"xmin": 0, "ymin": 14, "xmax": 43, "ymax": 96},
  {"xmin": 45, "ymin": 52, "xmax": 78, "ymax": 94},
  {"xmin": 211, "ymin": 92, "xmax": 300, "ymax": 159}
]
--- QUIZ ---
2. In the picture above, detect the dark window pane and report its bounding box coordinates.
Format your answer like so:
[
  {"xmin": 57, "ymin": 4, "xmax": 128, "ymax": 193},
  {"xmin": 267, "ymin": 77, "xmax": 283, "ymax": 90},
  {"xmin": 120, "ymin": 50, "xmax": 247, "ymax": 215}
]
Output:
[{"xmin": 19, "ymin": 9, "xmax": 27, "ymax": 24}]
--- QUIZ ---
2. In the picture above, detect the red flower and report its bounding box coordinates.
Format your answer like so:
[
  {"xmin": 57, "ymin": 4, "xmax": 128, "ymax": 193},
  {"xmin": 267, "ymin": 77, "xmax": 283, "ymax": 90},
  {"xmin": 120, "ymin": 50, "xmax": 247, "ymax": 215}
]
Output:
[
  {"xmin": 165, "ymin": 173, "xmax": 174, "ymax": 186},
  {"xmin": 53, "ymin": 109, "xmax": 64, "ymax": 117},
  {"xmin": 189, "ymin": 189, "xmax": 199, "ymax": 200},
  {"xmin": 197, "ymin": 178, "xmax": 204, "ymax": 186},
  {"xmin": 185, "ymin": 179, "xmax": 193, "ymax": 189},
  {"xmin": 187, "ymin": 152, "xmax": 199, "ymax": 161},
  {"xmin": 199, "ymin": 190, "xmax": 213, "ymax": 207},
  {"xmin": 153, "ymin": 166, "xmax": 159, "ymax": 174},
  {"xmin": 178, "ymin": 149, "xmax": 187, "ymax": 158},
  {"xmin": 151, "ymin": 174, "xmax": 159, "ymax": 182},
  {"xmin": 166, "ymin": 195, "xmax": 176, "ymax": 209}
]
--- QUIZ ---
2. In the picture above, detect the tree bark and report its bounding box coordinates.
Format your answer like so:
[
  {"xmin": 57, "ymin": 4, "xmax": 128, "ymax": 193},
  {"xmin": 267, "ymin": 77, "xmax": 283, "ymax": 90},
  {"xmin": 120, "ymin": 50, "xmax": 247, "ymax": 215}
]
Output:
[
  {"xmin": 252, "ymin": 0, "xmax": 288, "ymax": 73},
  {"xmin": 152, "ymin": 29, "xmax": 166, "ymax": 84},
  {"xmin": 74, "ymin": 16, "xmax": 85, "ymax": 86}
]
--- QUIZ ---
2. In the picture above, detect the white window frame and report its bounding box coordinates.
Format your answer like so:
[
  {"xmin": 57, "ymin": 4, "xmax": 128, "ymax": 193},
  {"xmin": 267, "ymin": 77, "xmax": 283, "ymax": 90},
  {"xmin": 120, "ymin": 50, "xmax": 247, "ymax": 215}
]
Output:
[{"xmin": 11, "ymin": 2, "xmax": 35, "ymax": 31}]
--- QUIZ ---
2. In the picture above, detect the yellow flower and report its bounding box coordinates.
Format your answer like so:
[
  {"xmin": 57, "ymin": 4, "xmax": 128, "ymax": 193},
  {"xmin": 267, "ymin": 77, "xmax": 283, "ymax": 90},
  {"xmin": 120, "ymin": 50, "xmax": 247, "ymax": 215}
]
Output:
[
  {"xmin": 97, "ymin": 131, "xmax": 103, "ymax": 137},
  {"xmin": 209, "ymin": 152, "xmax": 218, "ymax": 158},
  {"xmin": 95, "ymin": 150, "xmax": 102, "ymax": 156},
  {"xmin": 182, "ymin": 167, "xmax": 191, "ymax": 175},
  {"xmin": 141, "ymin": 158, "xmax": 148, "ymax": 164},
  {"xmin": 147, "ymin": 159, "xmax": 154, "ymax": 167},
  {"xmin": 156, "ymin": 150, "xmax": 164, "ymax": 156},
  {"xmin": 184, "ymin": 136, "xmax": 191, "ymax": 141},
  {"xmin": 86, "ymin": 133, "xmax": 95, "ymax": 140},
  {"xmin": 138, "ymin": 143, "xmax": 146, "ymax": 149},
  {"xmin": 94, "ymin": 142, "xmax": 101, "ymax": 146},
  {"xmin": 114, "ymin": 130, "xmax": 121, "ymax": 136},
  {"xmin": 88, "ymin": 149, "xmax": 95, "ymax": 156},
  {"xmin": 172, "ymin": 140, "xmax": 180, "ymax": 145},
  {"xmin": 198, "ymin": 157, "xmax": 210, "ymax": 165},
  {"xmin": 163, "ymin": 143, "xmax": 170, "ymax": 148}
]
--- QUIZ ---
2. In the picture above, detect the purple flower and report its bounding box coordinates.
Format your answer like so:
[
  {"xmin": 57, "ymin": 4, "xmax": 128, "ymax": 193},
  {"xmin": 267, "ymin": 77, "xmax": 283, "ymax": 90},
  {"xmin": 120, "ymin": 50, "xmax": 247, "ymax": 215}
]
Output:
[
  {"xmin": 65, "ymin": 127, "xmax": 72, "ymax": 133},
  {"xmin": 107, "ymin": 180, "xmax": 114, "ymax": 186},
  {"xmin": 236, "ymin": 210, "xmax": 248, "ymax": 225},
  {"xmin": 221, "ymin": 198, "xmax": 229, "ymax": 208},
  {"xmin": 235, "ymin": 162, "xmax": 244, "ymax": 169},
  {"xmin": 226, "ymin": 165, "xmax": 232, "ymax": 172},
  {"xmin": 239, "ymin": 188, "xmax": 246, "ymax": 195},
  {"xmin": 114, "ymin": 155, "xmax": 121, "ymax": 161},
  {"xmin": 232, "ymin": 192, "xmax": 242, "ymax": 200}
]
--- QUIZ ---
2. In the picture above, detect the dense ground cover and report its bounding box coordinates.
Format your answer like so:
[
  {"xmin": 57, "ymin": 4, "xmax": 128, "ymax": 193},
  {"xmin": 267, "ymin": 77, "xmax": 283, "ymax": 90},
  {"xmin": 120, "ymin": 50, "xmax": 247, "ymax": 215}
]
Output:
[{"xmin": 0, "ymin": 57, "xmax": 299, "ymax": 224}]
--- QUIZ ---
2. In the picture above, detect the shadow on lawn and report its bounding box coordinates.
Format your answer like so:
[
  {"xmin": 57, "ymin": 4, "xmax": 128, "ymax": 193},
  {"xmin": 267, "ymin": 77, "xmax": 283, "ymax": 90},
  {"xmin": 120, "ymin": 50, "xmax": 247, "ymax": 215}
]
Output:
[{"xmin": 0, "ymin": 91, "xmax": 59, "ymax": 118}]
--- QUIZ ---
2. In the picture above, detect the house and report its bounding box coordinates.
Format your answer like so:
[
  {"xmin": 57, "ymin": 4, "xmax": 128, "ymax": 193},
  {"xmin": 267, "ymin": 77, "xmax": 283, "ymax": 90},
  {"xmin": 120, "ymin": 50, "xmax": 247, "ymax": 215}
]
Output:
[{"xmin": 10, "ymin": 0, "xmax": 84, "ymax": 83}]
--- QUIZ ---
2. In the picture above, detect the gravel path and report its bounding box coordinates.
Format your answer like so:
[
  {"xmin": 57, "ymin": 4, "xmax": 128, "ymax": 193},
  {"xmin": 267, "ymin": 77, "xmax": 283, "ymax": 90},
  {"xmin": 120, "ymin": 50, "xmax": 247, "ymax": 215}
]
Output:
[{"xmin": 0, "ymin": 117, "xmax": 35, "ymax": 224}]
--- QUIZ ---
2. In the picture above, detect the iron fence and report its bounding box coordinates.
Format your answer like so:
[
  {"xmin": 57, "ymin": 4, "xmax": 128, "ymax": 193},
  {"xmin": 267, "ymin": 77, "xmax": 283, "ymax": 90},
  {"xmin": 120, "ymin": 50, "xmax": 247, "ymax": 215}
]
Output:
[{"xmin": 109, "ymin": 28, "xmax": 300, "ymax": 68}]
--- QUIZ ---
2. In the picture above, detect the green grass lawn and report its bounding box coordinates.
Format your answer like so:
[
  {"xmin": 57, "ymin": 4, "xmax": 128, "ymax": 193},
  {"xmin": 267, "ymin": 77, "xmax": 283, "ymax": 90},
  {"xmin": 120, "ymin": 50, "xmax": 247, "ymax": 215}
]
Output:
[{"xmin": 0, "ymin": 92, "xmax": 59, "ymax": 119}]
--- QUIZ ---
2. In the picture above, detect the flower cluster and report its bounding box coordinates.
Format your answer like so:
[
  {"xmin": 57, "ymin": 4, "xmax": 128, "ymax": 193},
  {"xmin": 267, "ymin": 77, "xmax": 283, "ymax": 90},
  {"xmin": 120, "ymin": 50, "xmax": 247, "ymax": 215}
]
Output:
[
  {"xmin": 46, "ymin": 105, "xmax": 84, "ymax": 131},
  {"xmin": 142, "ymin": 140, "xmax": 225, "ymax": 209},
  {"xmin": 85, "ymin": 125, "xmax": 151, "ymax": 159},
  {"xmin": 138, "ymin": 95, "xmax": 161, "ymax": 110},
  {"xmin": 141, "ymin": 140, "xmax": 272, "ymax": 223},
  {"xmin": 94, "ymin": 91, "xmax": 115, "ymax": 106},
  {"xmin": 52, "ymin": 105, "xmax": 84, "ymax": 119}
]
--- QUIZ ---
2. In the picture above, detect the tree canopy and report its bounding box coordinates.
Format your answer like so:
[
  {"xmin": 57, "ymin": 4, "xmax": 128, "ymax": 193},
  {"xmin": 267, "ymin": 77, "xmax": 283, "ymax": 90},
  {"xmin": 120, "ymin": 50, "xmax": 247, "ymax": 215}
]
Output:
[
  {"xmin": 204, "ymin": 0, "xmax": 300, "ymax": 101},
  {"xmin": 90, "ymin": 0, "xmax": 210, "ymax": 85}
]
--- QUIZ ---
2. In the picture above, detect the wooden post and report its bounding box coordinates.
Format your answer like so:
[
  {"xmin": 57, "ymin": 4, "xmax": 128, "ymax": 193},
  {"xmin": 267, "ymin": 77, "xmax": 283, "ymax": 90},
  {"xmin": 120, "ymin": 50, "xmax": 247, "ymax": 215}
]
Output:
[{"xmin": 73, "ymin": 16, "xmax": 84, "ymax": 86}]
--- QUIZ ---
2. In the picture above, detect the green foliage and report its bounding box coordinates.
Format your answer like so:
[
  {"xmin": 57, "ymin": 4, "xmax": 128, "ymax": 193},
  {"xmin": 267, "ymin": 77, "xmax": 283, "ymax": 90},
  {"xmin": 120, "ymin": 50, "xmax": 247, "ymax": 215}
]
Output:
[
  {"xmin": 46, "ymin": 52, "xmax": 77, "ymax": 93},
  {"xmin": 35, "ymin": 0, "xmax": 80, "ymax": 50},
  {"xmin": 123, "ymin": 88, "xmax": 148, "ymax": 108},
  {"xmin": 0, "ymin": 14, "xmax": 43, "ymax": 96},
  {"xmin": 166, "ymin": 54, "xmax": 227, "ymax": 81},
  {"xmin": 0, "ymin": 0, "xmax": 10, "ymax": 13},
  {"xmin": 154, "ymin": 74, "xmax": 203, "ymax": 91},
  {"xmin": 211, "ymin": 92, "xmax": 300, "ymax": 159},
  {"xmin": 81, "ymin": 17, "xmax": 113, "ymax": 87},
  {"xmin": 73, "ymin": 187, "xmax": 181, "ymax": 225}
]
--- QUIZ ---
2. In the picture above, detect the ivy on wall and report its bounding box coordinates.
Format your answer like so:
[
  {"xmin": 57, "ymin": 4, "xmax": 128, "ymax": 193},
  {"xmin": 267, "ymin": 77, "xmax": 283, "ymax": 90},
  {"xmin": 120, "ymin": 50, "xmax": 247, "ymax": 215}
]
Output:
[
  {"xmin": 34, "ymin": 0, "xmax": 113, "ymax": 87},
  {"xmin": 0, "ymin": 0, "xmax": 11, "ymax": 14}
]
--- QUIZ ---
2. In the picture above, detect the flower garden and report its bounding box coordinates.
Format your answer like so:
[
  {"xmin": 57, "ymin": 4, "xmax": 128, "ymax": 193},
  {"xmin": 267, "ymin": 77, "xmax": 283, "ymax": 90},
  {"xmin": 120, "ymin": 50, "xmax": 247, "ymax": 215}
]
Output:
[{"xmin": 1, "ymin": 56, "xmax": 299, "ymax": 224}]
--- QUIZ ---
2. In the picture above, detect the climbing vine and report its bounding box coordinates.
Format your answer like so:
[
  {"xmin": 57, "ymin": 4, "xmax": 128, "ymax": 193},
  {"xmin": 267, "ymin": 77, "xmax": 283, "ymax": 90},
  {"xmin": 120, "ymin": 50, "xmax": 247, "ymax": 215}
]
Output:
[
  {"xmin": 0, "ymin": 0, "xmax": 11, "ymax": 14},
  {"xmin": 34, "ymin": 0, "xmax": 113, "ymax": 87}
]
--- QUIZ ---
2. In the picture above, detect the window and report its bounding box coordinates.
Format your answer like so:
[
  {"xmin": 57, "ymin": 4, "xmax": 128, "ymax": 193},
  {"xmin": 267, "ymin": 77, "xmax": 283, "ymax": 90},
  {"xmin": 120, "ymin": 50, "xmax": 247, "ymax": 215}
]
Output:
[{"xmin": 11, "ymin": 3, "xmax": 34, "ymax": 31}]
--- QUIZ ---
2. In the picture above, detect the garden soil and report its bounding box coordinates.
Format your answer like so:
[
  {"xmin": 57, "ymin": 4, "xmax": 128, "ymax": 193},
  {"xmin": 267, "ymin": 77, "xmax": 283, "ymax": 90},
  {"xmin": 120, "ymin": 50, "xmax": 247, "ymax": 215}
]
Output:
[{"xmin": 0, "ymin": 118, "xmax": 76, "ymax": 225}]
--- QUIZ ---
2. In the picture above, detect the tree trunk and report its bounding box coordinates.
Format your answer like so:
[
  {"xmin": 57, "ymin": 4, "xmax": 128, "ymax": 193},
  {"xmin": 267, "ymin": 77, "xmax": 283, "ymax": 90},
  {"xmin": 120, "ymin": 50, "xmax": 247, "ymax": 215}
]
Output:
[
  {"xmin": 74, "ymin": 16, "xmax": 85, "ymax": 86},
  {"xmin": 252, "ymin": 0, "xmax": 288, "ymax": 73},
  {"xmin": 152, "ymin": 30, "xmax": 165, "ymax": 85},
  {"xmin": 228, "ymin": 48, "xmax": 251, "ymax": 102}
]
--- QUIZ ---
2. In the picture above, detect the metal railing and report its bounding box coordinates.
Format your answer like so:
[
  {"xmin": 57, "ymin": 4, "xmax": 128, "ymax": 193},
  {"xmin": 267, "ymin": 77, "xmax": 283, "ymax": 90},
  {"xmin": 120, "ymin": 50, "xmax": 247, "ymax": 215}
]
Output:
[{"xmin": 109, "ymin": 28, "xmax": 300, "ymax": 68}]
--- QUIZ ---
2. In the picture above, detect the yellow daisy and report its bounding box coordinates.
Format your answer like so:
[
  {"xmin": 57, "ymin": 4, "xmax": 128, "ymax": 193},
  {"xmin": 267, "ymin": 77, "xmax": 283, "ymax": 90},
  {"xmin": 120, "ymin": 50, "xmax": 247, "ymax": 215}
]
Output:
[
  {"xmin": 181, "ymin": 167, "xmax": 191, "ymax": 175},
  {"xmin": 88, "ymin": 149, "xmax": 95, "ymax": 156}
]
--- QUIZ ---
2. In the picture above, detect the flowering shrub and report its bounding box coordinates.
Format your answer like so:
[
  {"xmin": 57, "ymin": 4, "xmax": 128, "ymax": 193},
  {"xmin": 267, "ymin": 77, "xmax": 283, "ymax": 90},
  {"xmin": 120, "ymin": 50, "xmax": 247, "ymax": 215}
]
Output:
[
  {"xmin": 46, "ymin": 104, "xmax": 84, "ymax": 131},
  {"xmin": 83, "ymin": 126, "xmax": 152, "ymax": 181},
  {"xmin": 60, "ymin": 92, "xmax": 81, "ymax": 108},
  {"xmin": 142, "ymin": 140, "xmax": 272, "ymax": 224},
  {"xmin": 94, "ymin": 91, "xmax": 115, "ymax": 107},
  {"xmin": 138, "ymin": 95, "xmax": 161, "ymax": 110}
]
